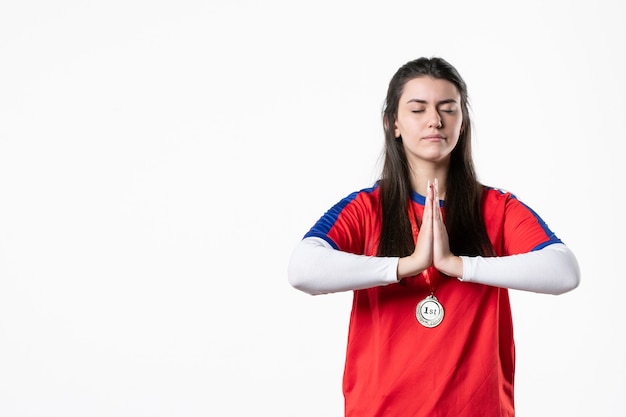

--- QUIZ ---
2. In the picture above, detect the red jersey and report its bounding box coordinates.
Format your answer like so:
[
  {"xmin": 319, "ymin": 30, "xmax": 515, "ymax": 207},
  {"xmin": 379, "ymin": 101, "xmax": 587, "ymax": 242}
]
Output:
[{"xmin": 304, "ymin": 184, "xmax": 561, "ymax": 417}]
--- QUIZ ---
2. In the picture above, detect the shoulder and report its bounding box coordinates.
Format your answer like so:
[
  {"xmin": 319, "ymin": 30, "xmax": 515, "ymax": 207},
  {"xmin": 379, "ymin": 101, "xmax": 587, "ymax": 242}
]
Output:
[
  {"xmin": 335, "ymin": 183, "xmax": 381, "ymax": 209},
  {"xmin": 481, "ymin": 185, "xmax": 526, "ymax": 207},
  {"xmin": 480, "ymin": 185, "xmax": 530, "ymax": 224},
  {"xmin": 482, "ymin": 185, "xmax": 515, "ymax": 199},
  {"xmin": 310, "ymin": 183, "xmax": 380, "ymax": 229},
  {"xmin": 304, "ymin": 183, "xmax": 382, "ymax": 249},
  {"xmin": 482, "ymin": 186, "xmax": 540, "ymax": 213}
]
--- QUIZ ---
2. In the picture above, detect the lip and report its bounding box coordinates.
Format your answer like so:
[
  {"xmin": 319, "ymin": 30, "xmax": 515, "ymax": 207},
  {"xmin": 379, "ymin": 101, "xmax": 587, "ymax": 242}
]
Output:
[{"xmin": 423, "ymin": 134, "xmax": 446, "ymax": 140}]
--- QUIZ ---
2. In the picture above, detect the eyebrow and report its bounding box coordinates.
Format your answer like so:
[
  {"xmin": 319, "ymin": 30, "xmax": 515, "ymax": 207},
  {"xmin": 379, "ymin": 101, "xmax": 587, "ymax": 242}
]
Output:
[{"xmin": 406, "ymin": 98, "xmax": 458, "ymax": 105}]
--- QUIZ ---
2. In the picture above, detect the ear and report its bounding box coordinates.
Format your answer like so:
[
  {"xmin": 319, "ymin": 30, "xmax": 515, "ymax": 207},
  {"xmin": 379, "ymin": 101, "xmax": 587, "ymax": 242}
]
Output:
[
  {"xmin": 392, "ymin": 116, "xmax": 401, "ymax": 138},
  {"xmin": 384, "ymin": 115, "xmax": 400, "ymax": 138}
]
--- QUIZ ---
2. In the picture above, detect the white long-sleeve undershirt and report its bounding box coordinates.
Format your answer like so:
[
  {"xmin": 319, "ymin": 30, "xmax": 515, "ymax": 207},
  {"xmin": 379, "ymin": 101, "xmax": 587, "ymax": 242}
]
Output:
[{"xmin": 287, "ymin": 237, "xmax": 580, "ymax": 296}]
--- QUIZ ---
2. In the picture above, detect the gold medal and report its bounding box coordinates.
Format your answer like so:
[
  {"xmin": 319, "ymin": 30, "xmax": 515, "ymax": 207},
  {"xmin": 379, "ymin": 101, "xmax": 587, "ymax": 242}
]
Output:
[{"xmin": 416, "ymin": 294, "xmax": 444, "ymax": 328}]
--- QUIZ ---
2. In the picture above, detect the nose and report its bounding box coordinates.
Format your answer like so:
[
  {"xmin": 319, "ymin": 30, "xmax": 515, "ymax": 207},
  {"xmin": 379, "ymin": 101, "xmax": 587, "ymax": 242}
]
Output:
[{"xmin": 428, "ymin": 110, "xmax": 442, "ymax": 128}]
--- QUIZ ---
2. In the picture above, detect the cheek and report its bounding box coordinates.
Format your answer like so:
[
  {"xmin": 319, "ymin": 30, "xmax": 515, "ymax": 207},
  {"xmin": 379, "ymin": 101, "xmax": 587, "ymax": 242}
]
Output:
[
  {"xmin": 448, "ymin": 118, "xmax": 463, "ymax": 136},
  {"xmin": 397, "ymin": 117, "xmax": 420, "ymax": 133}
]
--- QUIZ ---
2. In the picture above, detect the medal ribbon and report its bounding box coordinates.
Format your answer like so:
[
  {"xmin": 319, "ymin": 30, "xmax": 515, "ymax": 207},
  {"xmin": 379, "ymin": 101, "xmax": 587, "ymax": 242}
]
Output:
[{"xmin": 423, "ymin": 266, "xmax": 441, "ymax": 295}]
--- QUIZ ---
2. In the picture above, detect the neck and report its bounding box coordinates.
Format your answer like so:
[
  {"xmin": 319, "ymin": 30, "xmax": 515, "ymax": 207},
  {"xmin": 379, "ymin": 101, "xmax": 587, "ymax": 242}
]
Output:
[{"xmin": 409, "ymin": 164, "xmax": 448, "ymax": 199}]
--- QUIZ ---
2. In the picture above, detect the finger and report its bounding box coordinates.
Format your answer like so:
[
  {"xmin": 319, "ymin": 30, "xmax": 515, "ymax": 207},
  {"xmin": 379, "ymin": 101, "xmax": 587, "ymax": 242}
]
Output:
[
  {"xmin": 428, "ymin": 178, "xmax": 437, "ymax": 201},
  {"xmin": 423, "ymin": 179, "xmax": 431, "ymax": 215},
  {"xmin": 418, "ymin": 181, "xmax": 433, "ymax": 235},
  {"xmin": 432, "ymin": 180, "xmax": 445, "ymax": 248},
  {"xmin": 433, "ymin": 178, "xmax": 442, "ymax": 224},
  {"xmin": 422, "ymin": 180, "xmax": 433, "ymax": 232}
]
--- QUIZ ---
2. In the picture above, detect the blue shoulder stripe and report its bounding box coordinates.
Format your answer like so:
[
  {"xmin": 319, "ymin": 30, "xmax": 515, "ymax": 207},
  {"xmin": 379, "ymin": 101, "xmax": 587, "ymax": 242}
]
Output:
[
  {"xmin": 489, "ymin": 187, "xmax": 563, "ymax": 251},
  {"xmin": 302, "ymin": 184, "xmax": 378, "ymax": 249}
]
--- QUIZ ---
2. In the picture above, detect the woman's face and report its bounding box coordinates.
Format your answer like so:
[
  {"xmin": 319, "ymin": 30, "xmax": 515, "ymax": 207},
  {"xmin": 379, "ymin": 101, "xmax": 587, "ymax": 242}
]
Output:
[{"xmin": 394, "ymin": 76, "xmax": 463, "ymax": 167}]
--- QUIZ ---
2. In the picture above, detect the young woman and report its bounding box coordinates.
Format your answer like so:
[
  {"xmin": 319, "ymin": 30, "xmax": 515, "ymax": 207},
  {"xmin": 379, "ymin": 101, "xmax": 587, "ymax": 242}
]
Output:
[{"xmin": 287, "ymin": 57, "xmax": 580, "ymax": 416}]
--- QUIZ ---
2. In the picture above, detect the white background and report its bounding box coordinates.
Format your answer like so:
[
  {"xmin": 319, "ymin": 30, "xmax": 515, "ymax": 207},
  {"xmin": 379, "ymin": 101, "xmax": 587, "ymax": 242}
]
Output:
[{"xmin": 0, "ymin": 1, "xmax": 624, "ymax": 416}]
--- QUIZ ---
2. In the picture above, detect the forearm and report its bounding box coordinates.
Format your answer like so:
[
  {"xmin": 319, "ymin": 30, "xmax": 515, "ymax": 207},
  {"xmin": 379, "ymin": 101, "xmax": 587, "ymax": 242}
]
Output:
[
  {"xmin": 287, "ymin": 237, "xmax": 399, "ymax": 295},
  {"xmin": 460, "ymin": 243, "xmax": 580, "ymax": 295}
]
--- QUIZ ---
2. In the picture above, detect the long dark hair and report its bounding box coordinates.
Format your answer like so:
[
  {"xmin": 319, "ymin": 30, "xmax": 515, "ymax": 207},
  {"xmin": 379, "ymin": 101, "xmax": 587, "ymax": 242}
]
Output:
[{"xmin": 376, "ymin": 57, "xmax": 495, "ymax": 258}]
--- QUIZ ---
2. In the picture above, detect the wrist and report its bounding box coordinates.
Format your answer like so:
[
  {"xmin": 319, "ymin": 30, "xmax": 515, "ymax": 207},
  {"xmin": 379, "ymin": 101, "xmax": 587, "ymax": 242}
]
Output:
[
  {"xmin": 397, "ymin": 255, "xmax": 429, "ymax": 280},
  {"xmin": 437, "ymin": 256, "xmax": 463, "ymax": 279},
  {"xmin": 440, "ymin": 256, "xmax": 463, "ymax": 278}
]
